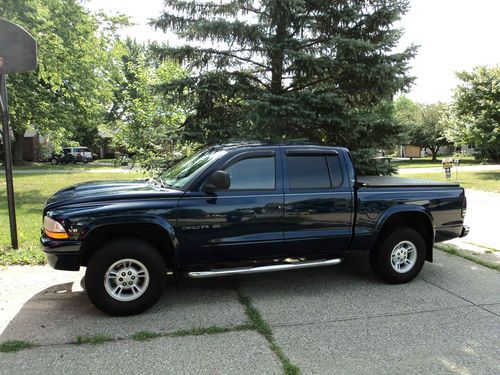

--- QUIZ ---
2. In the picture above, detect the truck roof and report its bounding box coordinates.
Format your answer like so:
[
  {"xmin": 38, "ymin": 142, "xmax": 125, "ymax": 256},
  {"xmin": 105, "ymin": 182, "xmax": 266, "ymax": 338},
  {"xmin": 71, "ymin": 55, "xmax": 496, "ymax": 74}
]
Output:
[{"xmin": 212, "ymin": 141, "xmax": 345, "ymax": 151}]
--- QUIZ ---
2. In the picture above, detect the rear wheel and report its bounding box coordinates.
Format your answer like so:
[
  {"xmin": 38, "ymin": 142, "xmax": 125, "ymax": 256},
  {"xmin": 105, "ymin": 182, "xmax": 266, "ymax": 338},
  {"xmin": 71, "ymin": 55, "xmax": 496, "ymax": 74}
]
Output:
[
  {"xmin": 85, "ymin": 238, "xmax": 166, "ymax": 316},
  {"xmin": 50, "ymin": 158, "xmax": 58, "ymax": 165},
  {"xmin": 370, "ymin": 227, "xmax": 426, "ymax": 284}
]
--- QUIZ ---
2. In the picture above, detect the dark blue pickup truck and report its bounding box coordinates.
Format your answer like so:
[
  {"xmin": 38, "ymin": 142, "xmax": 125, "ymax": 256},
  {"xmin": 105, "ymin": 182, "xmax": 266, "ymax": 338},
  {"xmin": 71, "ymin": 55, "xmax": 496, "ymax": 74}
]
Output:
[{"xmin": 41, "ymin": 143, "xmax": 469, "ymax": 315}]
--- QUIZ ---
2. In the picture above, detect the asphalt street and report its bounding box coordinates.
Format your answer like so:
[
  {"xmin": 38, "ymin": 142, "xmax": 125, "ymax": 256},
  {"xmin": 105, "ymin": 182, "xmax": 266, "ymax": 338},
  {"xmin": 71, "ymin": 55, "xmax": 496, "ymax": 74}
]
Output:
[{"xmin": 1, "ymin": 250, "xmax": 499, "ymax": 374}]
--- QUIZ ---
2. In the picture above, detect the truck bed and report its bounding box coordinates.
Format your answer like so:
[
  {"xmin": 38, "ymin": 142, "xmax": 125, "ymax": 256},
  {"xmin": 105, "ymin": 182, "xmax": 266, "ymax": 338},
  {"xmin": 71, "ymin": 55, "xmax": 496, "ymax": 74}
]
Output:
[{"xmin": 357, "ymin": 176, "xmax": 460, "ymax": 188}]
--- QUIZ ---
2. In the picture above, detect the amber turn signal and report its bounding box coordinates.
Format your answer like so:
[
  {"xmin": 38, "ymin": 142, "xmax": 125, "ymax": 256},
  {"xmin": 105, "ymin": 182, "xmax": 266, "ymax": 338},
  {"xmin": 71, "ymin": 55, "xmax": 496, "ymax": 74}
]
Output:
[
  {"xmin": 43, "ymin": 216, "xmax": 69, "ymax": 239},
  {"xmin": 43, "ymin": 229, "xmax": 69, "ymax": 239}
]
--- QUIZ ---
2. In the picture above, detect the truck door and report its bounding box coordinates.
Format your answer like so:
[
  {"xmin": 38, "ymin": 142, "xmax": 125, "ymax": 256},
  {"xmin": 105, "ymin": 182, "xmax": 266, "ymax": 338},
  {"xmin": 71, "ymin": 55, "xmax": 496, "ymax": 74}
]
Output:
[
  {"xmin": 282, "ymin": 149, "xmax": 353, "ymax": 256},
  {"xmin": 177, "ymin": 149, "xmax": 285, "ymax": 265}
]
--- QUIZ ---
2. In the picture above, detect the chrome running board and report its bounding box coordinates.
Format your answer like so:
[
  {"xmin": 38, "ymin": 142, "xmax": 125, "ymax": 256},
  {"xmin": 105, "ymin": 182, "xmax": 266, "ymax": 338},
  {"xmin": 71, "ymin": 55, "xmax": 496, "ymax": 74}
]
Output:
[{"xmin": 187, "ymin": 258, "xmax": 342, "ymax": 278}]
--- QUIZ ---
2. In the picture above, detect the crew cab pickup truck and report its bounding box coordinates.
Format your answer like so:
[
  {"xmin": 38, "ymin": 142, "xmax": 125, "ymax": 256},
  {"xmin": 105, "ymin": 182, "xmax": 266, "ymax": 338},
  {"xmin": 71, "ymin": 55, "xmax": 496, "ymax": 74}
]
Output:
[{"xmin": 41, "ymin": 143, "xmax": 469, "ymax": 315}]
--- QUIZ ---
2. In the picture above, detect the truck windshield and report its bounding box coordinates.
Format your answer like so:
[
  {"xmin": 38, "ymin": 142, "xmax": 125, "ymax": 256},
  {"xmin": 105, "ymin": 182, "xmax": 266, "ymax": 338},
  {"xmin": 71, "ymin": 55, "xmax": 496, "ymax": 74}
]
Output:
[{"xmin": 160, "ymin": 148, "xmax": 227, "ymax": 190}]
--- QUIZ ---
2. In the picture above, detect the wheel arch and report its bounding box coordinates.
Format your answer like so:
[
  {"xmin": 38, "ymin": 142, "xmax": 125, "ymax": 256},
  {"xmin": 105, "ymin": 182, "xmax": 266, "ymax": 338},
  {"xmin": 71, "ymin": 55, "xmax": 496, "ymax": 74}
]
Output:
[
  {"xmin": 80, "ymin": 218, "xmax": 180, "ymax": 272},
  {"xmin": 374, "ymin": 207, "xmax": 435, "ymax": 262}
]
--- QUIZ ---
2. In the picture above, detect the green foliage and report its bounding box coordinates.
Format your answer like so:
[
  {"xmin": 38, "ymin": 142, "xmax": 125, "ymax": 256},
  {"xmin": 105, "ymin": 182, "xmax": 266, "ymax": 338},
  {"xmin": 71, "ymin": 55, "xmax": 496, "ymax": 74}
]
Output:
[
  {"xmin": 171, "ymin": 324, "xmax": 252, "ymax": 337},
  {"xmin": 75, "ymin": 334, "xmax": 112, "ymax": 345},
  {"xmin": 105, "ymin": 41, "xmax": 189, "ymax": 172},
  {"xmin": 0, "ymin": 0, "xmax": 129, "ymax": 159},
  {"xmin": 152, "ymin": 0, "xmax": 416, "ymax": 174},
  {"xmin": 394, "ymin": 97, "xmax": 451, "ymax": 161},
  {"xmin": 435, "ymin": 244, "xmax": 500, "ymax": 272},
  {"xmin": 0, "ymin": 340, "xmax": 34, "ymax": 353},
  {"xmin": 237, "ymin": 293, "xmax": 301, "ymax": 375},
  {"xmin": 132, "ymin": 331, "xmax": 162, "ymax": 341},
  {"xmin": 351, "ymin": 148, "xmax": 396, "ymax": 176},
  {"xmin": 0, "ymin": 245, "xmax": 45, "ymax": 266},
  {"xmin": 451, "ymin": 66, "xmax": 500, "ymax": 162}
]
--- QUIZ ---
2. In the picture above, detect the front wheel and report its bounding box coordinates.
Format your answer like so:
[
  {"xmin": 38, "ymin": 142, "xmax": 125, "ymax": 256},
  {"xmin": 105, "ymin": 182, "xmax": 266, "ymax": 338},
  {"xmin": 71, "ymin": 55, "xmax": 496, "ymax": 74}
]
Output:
[
  {"xmin": 370, "ymin": 227, "xmax": 426, "ymax": 284},
  {"xmin": 85, "ymin": 238, "xmax": 166, "ymax": 316},
  {"xmin": 50, "ymin": 158, "xmax": 58, "ymax": 165}
]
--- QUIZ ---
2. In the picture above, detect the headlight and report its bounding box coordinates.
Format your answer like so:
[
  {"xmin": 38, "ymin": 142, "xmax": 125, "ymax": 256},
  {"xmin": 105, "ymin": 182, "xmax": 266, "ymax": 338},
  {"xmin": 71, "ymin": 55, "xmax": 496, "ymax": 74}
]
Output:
[{"xmin": 43, "ymin": 216, "xmax": 69, "ymax": 239}]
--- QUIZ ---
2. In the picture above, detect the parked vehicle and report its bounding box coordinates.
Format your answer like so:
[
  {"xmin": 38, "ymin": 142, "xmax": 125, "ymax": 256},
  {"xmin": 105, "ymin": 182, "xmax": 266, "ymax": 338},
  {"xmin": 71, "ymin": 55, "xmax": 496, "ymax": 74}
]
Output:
[
  {"xmin": 63, "ymin": 147, "xmax": 92, "ymax": 163},
  {"xmin": 41, "ymin": 143, "xmax": 469, "ymax": 315},
  {"xmin": 49, "ymin": 150, "xmax": 76, "ymax": 165}
]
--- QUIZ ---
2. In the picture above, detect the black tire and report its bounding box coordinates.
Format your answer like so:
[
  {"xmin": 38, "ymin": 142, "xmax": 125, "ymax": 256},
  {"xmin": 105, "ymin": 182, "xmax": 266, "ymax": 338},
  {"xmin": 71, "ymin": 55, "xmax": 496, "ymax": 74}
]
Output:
[
  {"xmin": 370, "ymin": 227, "xmax": 426, "ymax": 284},
  {"xmin": 50, "ymin": 158, "xmax": 58, "ymax": 165},
  {"xmin": 85, "ymin": 238, "xmax": 166, "ymax": 316}
]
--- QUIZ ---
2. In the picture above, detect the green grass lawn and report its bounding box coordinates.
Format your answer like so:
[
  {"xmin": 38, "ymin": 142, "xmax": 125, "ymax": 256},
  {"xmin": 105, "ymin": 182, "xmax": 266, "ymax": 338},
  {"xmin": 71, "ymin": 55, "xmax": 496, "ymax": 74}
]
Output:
[
  {"xmin": 399, "ymin": 169, "xmax": 500, "ymax": 192},
  {"xmin": 2, "ymin": 162, "xmax": 117, "ymax": 170},
  {"xmin": 392, "ymin": 155, "xmax": 482, "ymax": 169},
  {"xmin": 0, "ymin": 171, "xmax": 144, "ymax": 265}
]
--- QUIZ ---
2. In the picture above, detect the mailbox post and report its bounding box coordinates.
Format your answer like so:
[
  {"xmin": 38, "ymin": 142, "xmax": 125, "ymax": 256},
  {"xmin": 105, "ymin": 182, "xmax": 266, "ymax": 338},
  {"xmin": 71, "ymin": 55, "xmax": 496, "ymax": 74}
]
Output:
[
  {"xmin": 442, "ymin": 158, "xmax": 453, "ymax": 180},
  {"xmin": 0, "ymin": 19, "xmax": 37, "ymax": 249}
]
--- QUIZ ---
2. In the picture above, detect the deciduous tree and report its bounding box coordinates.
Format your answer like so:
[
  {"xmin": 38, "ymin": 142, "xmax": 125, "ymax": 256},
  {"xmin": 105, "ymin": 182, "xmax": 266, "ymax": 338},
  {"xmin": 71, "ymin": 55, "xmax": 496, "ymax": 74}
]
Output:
[
  {"xmin": 452, "ymin": 66, "xmax": 500, "ymax": 161},
  {"xmin": 394, "ymin": 97, "xmax": 451, "ymax": 161},
  {"xmin": 0, "ymin": 0, "xmax": 125, "ymax": 162}
]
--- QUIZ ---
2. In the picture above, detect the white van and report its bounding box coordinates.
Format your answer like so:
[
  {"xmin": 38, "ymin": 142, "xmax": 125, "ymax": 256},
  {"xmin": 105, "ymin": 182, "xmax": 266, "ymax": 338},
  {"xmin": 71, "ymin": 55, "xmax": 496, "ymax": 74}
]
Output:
[{"xmin": 63, "ymin": 147, "xmax": 92, "ymax": 162}]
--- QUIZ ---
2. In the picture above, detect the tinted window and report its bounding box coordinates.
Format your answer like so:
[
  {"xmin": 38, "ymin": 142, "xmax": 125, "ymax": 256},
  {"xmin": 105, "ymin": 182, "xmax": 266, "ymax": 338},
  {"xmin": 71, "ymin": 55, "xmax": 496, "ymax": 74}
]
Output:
[
  {"xmin": 287, "ymin": 155, "xmax": 330, "ymax": 189},
  {"xmin": 225, "ymin": 156, "xmax": 275, "ymax": 190},
  {"xmin": 327, "ymin": 155, "xmax": 343, "ymax": 187},
  {"xmin": 161, "ymin": 148, "xmax": 228, "ymax": 189}
]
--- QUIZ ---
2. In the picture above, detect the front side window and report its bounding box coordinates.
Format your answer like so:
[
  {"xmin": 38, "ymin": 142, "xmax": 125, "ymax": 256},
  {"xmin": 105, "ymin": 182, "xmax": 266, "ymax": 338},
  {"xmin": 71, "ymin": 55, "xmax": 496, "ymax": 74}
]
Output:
[
  {"xmin": 225, "ymin": 156, "xmax": 275, "ymax": 190},
  {"xmin": 160, "ymin": 147, "xmax": 227, "ymax": 189},
  {"xmin": 287, "ymin": 155, "xmax": 330, "ymax": 189}
]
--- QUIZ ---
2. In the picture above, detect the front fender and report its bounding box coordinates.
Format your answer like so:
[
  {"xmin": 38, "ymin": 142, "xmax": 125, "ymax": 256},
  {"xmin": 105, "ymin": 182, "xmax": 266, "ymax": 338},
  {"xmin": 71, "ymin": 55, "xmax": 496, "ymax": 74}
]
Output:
[{"xmin": 81, "ymin": 215, "xmax": 181, "ymax": 271}]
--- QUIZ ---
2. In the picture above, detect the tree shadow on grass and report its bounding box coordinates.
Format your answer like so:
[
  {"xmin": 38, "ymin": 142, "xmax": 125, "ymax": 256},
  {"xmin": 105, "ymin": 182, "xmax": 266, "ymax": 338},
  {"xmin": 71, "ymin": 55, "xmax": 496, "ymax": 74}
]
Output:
[
  {"xmin": 473, "ymin": 171, "xmax": 500, "ymax": 182},
  {"xmin": 0, "ymin": 189, "xmax": 49, "ymax": 208}
]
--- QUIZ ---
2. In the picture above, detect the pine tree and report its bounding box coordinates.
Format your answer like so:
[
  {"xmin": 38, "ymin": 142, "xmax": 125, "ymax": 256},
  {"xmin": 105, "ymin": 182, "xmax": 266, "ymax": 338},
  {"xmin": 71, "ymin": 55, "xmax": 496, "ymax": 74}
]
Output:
[{"xmin": 153, "ymin": 0, "xmax": 416, "ymax": 167}]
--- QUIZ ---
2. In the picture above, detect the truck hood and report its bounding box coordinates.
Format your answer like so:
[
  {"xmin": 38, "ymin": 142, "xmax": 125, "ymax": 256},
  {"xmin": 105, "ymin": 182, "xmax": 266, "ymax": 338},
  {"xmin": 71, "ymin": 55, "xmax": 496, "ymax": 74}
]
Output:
[{"xmin": 45, "ymin": 179, "xmax": 184, "ymax": 210}]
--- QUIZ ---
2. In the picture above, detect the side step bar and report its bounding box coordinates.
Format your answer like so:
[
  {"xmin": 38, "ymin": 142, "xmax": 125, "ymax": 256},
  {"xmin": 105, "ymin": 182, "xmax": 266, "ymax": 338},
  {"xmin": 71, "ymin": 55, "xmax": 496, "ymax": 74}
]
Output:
[{"xmin": 187, "ymin": 258, "xmax": 342, "ymax": 278}]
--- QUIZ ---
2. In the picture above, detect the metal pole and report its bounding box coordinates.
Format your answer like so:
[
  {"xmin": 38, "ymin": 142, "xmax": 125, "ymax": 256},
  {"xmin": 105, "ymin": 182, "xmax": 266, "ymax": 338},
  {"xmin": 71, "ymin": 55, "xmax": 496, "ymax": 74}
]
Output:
[{"xmin": 0, "ymin": 73, "xmax": 18, "ymax": 249}]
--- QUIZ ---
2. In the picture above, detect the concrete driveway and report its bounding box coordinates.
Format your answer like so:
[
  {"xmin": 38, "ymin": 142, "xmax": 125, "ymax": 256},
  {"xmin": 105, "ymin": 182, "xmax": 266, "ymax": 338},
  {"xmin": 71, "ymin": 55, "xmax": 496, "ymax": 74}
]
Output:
[
  {"xmin": 448, "ymin": 189, "xmax": 500, "ymax": 253},
  {"xmin": 1, "ymin": 250, "xmax": 499, "ymax": 374}
]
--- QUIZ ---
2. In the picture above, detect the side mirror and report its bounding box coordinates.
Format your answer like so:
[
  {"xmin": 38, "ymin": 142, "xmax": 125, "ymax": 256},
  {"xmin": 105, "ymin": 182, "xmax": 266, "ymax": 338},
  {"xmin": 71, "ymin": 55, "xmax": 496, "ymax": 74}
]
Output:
[{"xmin": 203, "ymin": 170, "xmax": 230, "ymax": 192}]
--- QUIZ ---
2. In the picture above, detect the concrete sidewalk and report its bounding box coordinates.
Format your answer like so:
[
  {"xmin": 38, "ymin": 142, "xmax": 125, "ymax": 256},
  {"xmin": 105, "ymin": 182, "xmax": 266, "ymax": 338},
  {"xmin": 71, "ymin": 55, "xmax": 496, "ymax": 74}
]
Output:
[{"xmin": 1, "ymin": 251, "xmax": 499, "ymax": 374}]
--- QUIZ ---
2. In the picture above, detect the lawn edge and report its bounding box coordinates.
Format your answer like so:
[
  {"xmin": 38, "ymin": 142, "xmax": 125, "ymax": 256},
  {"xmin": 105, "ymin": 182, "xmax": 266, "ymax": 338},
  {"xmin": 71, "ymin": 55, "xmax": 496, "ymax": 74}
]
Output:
[{"xmin": 435, "ymin": 244, "xmax": 500, "ymax": 271}]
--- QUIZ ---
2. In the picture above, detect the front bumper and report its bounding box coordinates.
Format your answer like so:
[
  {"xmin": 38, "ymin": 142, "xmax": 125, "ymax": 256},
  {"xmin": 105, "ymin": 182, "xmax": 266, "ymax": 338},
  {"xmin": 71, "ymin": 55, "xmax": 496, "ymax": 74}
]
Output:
[
  {"xmin": 41, "ymin": 235, "xmax": 82, "ymax": 271},
  {"xmin": 459, "ymin": 225, "xmax": 469, "ymax": 238}
]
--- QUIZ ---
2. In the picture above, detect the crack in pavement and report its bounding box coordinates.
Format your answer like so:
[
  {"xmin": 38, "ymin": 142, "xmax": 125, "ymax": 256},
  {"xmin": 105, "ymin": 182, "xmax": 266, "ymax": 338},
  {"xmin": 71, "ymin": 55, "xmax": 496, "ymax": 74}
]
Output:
[{"xmin": 417, "ymin": 275, "xmax": 500, "ymax": 317}]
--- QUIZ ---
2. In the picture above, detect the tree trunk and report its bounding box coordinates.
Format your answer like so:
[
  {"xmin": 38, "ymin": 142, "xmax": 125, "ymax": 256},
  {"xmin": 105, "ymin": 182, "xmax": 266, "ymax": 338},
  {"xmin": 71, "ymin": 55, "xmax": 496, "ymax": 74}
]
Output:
[
  {"xmin": 430, "ymin": 146, "xmax": 439, "ymax": 161},
  {"xmin": 13, "ymin": 131, "xmax": 24, "ymax": 163},
  {"xmin": 269, "ymin": 2, "xmax": 288, "ymax": 137}
]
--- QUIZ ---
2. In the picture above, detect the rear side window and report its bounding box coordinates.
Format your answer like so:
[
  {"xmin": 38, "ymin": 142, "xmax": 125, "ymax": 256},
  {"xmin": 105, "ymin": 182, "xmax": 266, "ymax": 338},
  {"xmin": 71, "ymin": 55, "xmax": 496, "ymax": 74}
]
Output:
[
  {"xmin": 327, "ymin": 155, "xmax": 343, "ymax": 187},
  {"xmin": 287, "ymin": 155, "xmax": 330, "ymax": 189},
  {"xmin": 225, "ymin": 156, "xmax": 275, "ymax": 190}
]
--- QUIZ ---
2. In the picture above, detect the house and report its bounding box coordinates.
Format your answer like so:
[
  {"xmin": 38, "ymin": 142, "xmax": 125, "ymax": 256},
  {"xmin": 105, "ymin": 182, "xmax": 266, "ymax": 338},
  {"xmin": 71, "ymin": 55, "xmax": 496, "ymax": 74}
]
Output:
[
  {"xmin": 23, "ymin": 128, "xmax": 42, "ymax": 162},
  {"xmin": 400, "ymin": 144, "xmax": 421, "ymax": 158},
  {"xmin": 92, "ymin": 130, "xmax": 116, "ymax": 159}
]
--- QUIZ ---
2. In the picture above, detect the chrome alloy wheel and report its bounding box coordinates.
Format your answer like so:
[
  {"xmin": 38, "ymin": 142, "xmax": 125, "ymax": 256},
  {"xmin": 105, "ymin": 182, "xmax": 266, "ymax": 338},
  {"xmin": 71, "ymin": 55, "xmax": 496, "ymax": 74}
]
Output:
[
  {"xmin": 390, "ymin": 240, "xmax": 417, "ymax": 273},
  {"xmin": 104, "ymin": 259, "xmax": 150, "ymax": 302}
]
